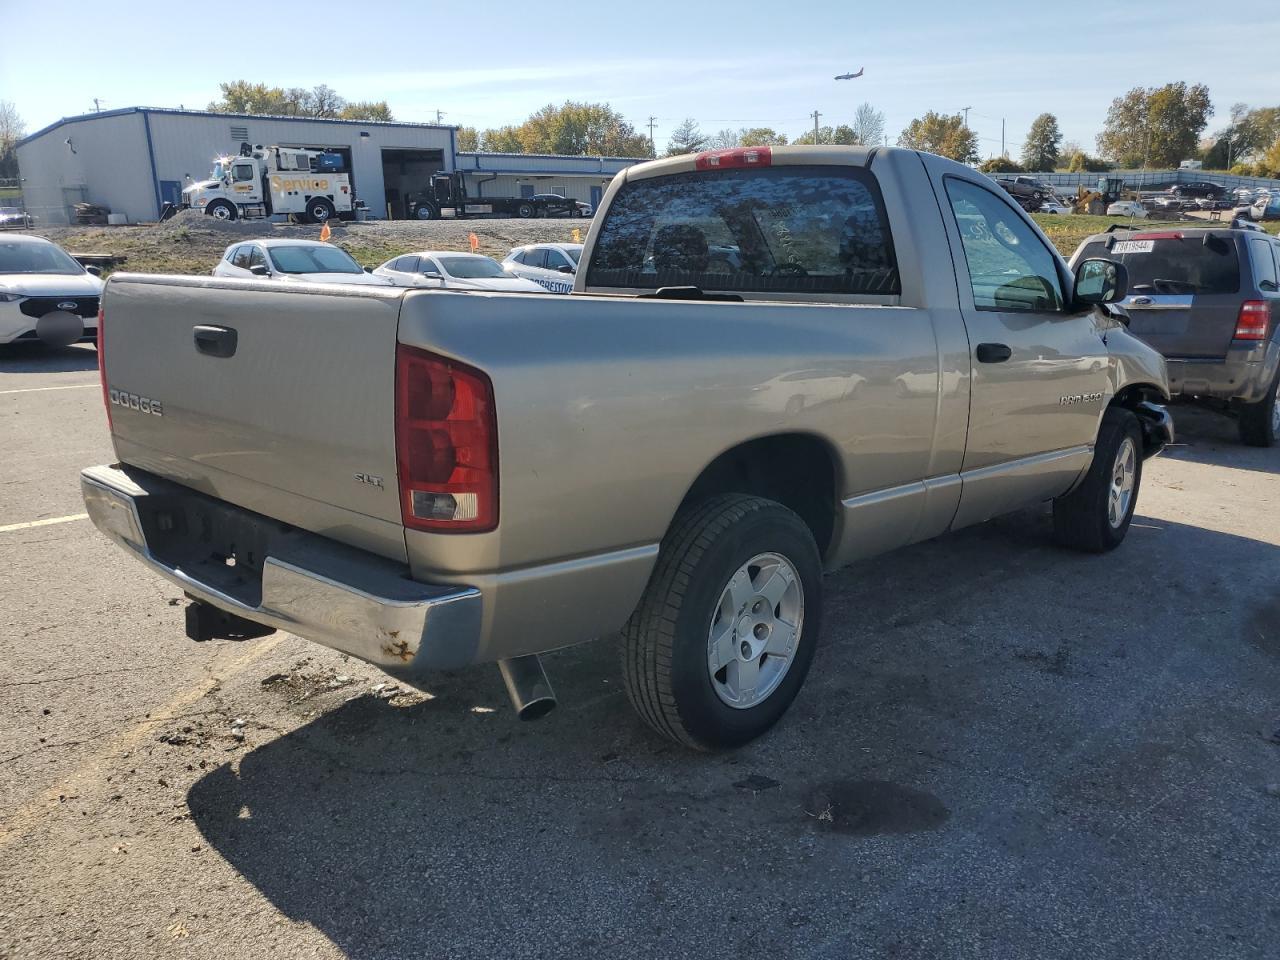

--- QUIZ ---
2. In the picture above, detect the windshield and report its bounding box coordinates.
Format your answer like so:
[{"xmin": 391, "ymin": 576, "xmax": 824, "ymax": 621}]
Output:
[
  {"xmin": 0, "ymin": 241, "xmax": 85, "ymax": 276},
  {"xmin": 438, "ymin": 256, "xmax": 506, "ymax": 279},
  {"xmin": 0, "ymin": 207, "xmax": 21, "ymax": 216},
  {"xmin": 565, "ymin": 247, "xmax": 581, "ymax": 264},
  {"xmin": 210, "ymin": 161, "xmax": 226, "ymax": 181},
  {"xmin": 586, "ymin": 165, "xmax": 899, "ymax": 296},
  {"xmin": 267, "ymin": 245, "xmax": 363, "ymax": 275},
  {"xmin": 1078, "ymin": 236, "xmax": 1240, "ymax": 295}
]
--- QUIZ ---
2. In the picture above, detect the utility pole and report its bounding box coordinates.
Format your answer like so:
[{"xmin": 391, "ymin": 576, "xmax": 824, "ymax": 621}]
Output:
[
  {"xmin": 434, "ymin": 109, "xmax": 446, "ymax": 124},
  {"xmin": 93, "ymin": 98, "xmax": 101, "ymax": 113},
  {"xmin": 812, "ymin": 110, "xmax": 822, "ymax": 144},
  {"xmin": 1001, "ymin": 118, "xmax": 1006, "ymax": 158},
  {"xmin": 961, "ymin": 106, "xmax": 971, "ymax": 128},
  {"xmin": 647, "ymin": 116, "xmax": 658, "ymax": 156}
]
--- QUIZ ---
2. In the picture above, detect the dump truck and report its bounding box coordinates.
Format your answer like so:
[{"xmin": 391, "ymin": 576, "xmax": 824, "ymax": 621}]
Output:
[{"xmin": 407, "ymin": 171, "xmax": 587, "ymax": 220}]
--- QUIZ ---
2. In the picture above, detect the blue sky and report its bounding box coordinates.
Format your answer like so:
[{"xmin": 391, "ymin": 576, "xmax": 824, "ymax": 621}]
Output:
[{"xmin": 4, "ymin": 0, "xmax": 1278, "ymax": 156}]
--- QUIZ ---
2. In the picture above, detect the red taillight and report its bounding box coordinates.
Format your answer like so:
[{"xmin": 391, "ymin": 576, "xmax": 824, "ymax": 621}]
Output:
[
  {"xmin": 394, "ymin": 344, "xmax": 497, "ymax": 532},
  {"xmin": 694, "ymin": 146, "xmax": 772, "ymax": 171},
  {"xmin": 1235, "ymin": 300, "xmax": 1270, "ymax": 341},
  {"xmin": 96, "ymin": 307, "xmax": 111, "ymax": 428},
  {"xmin": 1132, "ymin": 232, "xmax": 1183, "ymax": 241}
]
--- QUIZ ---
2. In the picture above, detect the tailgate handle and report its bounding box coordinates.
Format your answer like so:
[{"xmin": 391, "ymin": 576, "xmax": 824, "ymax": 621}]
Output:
[
  {"xmin": 193, "ymin": 325, "xmax": 237, "ymax": 358},
  {"xmin": 975, "ymin": 342, "xmax": 1012, "ymax": 364}
]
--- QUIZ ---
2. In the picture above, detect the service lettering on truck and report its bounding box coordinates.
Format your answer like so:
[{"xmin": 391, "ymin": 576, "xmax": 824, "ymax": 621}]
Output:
[{"xmin": 271, "ymin": 176, "xmax": 332, "ymax": 193}]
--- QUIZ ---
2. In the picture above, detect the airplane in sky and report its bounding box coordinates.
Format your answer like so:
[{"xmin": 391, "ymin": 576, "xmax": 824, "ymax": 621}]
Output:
[{"xmin": 834, "ymin": 68, "xmax": 865, "ymax": 80}]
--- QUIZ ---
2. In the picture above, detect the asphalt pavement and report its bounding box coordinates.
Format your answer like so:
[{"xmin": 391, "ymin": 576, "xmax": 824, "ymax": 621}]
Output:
[{"xmin": 1, "ymin": 342, "xmax": 1277, "ymax": 960}]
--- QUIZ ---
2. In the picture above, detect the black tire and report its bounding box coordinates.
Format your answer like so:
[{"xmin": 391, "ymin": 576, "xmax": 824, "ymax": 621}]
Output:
[
  {"xmin": 414, "ymin": 203, "xmax": 438, "ymax": 221},
  {"xmin": 1052, "ymin": 407, "xmax": 1143, "ymax": 553},
  {"xmin": 620, "ymin": 494, "xmax": 822, "ymax": 751},
  {"xmin": 516, "ymin": 202, "xmax": 536, "ymax": 219},
  {"xmin": 307, "ymin": 198, "xmax": 335, "ymax": 224},
  {"xmin": 205, "ymin": 200, "xmax": 236, "ymax": 222},
  {"xmin": 1238, "ymin": 367, "xmax": 1280, "ymax": 447}
]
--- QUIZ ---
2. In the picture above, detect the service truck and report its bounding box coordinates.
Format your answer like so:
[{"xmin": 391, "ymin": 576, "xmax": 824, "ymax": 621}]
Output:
[
  {"xmin": 183, "ymin": 143, "xmax": 354, "ymax": 224},
  {"xmin": 85, "ymin": 145, "xmax": 1173, "ymax": 751}
]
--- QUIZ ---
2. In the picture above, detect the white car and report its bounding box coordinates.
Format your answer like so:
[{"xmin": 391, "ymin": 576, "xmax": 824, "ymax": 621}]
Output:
[
  {"xmin": 502, "ymin": 243, "xmax": 583, "ymax": 294},
  {"xmin": 373, "ymin": 252, "xmax": 546, "ymax": 293},
  {"xmin": 213, "ymin": 239, "xmax": 391, "ymax": 286},
  {"xmin": 1037, "ymin": 198, "xmax": 1072, "ymax": 215},
  {"xmin": 1106, "ymin": 201, "xmax": 1148, "ymax": 219},
  {"xmin": 0, "ymin": 234, "xmax": 103, "ymax": 346}
]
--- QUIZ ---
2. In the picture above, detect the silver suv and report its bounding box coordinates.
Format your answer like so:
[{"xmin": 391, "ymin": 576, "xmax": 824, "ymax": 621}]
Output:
[{"xmin": 1072, "ymin": 226, "xmax": 1280, "ymax": 445}]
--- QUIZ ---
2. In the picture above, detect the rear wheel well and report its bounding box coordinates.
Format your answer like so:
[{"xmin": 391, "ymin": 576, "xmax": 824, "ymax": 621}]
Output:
[{"xmin": 677, "ymin": 434, "xmax": 839, "ymax": 557}]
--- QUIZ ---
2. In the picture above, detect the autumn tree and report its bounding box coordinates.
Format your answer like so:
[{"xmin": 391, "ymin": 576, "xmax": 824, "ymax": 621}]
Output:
[
  {"xmin": 207, "ymin": 81, "xmax": 392, "ymax": 121},
  {"xmin": 898, "ymin": 111, "xmax": 978, "ymax": 163},
  {"xmin": 1096, "ymin": 82, "xmax": 1212, "ymax": 168},
  {"xmin": 739, "ymin": 127, "xmax": 788, "ymax": 147},
  {"xmin": 472, "ymin": 103, "xmax": 650, "ymax": 157},
  {"xmin": 0, "ymin": 100, "xmax": 24, "ymax": 180},
  {"xmin": 480, "ymin": 126, "xmax": 524, "ymax": 153},
  {"xmin": 979, "ymin": 156, "xmax": 1023, "ymax": 174},
  {"xmin": 666, "ymin": 118, "xmax": 708, "ymax": 156},
  {"xmin": 455, "ymin": 126, "xmax": 480, "ymax": 152},
  {"xmin": 1020, "ymin": 113, "xmax": 1062, "ymax": 171}
]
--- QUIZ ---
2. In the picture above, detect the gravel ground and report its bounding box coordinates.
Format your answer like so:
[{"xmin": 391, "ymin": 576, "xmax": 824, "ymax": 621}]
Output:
[
  {"xmin": 0, "ymin": 343, "xmax": 1278, "ymax": 960},
  {"xmin": 25, "ymin": 212, "xmax": 593, "ymax": 276}
]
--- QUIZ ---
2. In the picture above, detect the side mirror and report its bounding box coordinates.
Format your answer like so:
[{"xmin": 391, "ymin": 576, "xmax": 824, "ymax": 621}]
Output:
[
  {"xmin": 557, "ymin": 264, "xmax": 575, "ymax": 274},
  {"xmin": 363, "ymin": 266, "xmax": 373, "ymax": 273},
  {"xmin": 84, "ymin": 265, "xmax": 102, "ymax": 277},
  {"xmin": 1073, "ymin": 258, "xmax": 1127, "ymax": 305},
  {"xmin": 249, "ymin": 264, "xmax": 269, "ymax": 277}
]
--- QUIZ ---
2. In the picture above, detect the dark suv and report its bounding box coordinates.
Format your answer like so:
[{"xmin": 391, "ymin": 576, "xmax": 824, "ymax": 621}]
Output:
[
  {"xmin": 1169, "ymin": 181, "xmax": 1227, "ymax": 200},
  {"xmin": 1071, "ymin": 226, "xmax": 1280, "ymax": 445}
]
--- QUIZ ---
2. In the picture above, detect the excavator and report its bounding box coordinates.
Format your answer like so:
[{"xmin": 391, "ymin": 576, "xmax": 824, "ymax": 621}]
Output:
[{"xmin": 1073, "ymin": 177, "xmax": 1126, "ymax": 215}]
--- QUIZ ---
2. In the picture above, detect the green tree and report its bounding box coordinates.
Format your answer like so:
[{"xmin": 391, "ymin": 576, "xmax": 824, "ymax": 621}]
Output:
[
  {"xmin": 480, "ymin": 125, "xmax": 524, "ymax": 153},
  {"xmin": 1096, "ymin": 82, "xmax": 1212, "ymax": 168},
  {"xmin": 979, "ymin": 156, "xmax": 1023, "ymax": 174},
  {"xmin": 738, "ymin": 127, "xmax": 788, "ymax": 147},
  {"xmin": 0, "ymin": 100, "xmax": 24, "ymax": 180},
  {"xmin": 1260, "ymin": 138, "xmax": 1280, "ymax": 178},
  {"xmin": 339, "ymin": 101, "xmax": 393, "ymax": 121},
  {"xmin": 1020, "ymin": 113, "xmax": 1062, "ymax": 171},
  {"xmin": 665, "ymin": 118, "xmax": 707, "ymax": 156},
  {"xmin": 1067, "ymin": 150, "xmax": 1110, "ymax": 173},
  {"xmin": 793, "ymin": 124, "xmax": 859, "ymax": 145},
  {"xmin": 898, "ymin": 111, "xmax": 978, "ymax": 163},
  {"xmin": 475, "ymin": 102, "xmax": 650, "ymax": 157},
  {"xmin": 455, "ymin": 126, "xmax": 480, "ymax": 152}
]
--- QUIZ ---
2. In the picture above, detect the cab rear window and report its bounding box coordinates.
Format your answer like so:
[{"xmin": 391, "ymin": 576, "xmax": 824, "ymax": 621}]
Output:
[
  {"xmin": 585, "ymin": 165, "xmax": 899, "ymax": 297},
  {"xmin": 1078, "ymin": 236, "xmax": 1240, "ymax": 295}
]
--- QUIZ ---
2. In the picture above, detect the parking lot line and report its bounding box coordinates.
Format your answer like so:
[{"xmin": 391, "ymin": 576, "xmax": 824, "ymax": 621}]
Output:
[
  {"xmin": 0, "ymin": 383, "xmax": 98, "ymax": 396},
  {"xmin": 0, "ymin": 514, "xmax": 89, "ymax": 533}
]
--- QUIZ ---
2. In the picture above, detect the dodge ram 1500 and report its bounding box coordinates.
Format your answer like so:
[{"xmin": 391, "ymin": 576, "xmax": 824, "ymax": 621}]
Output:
[{"xmin": 83, "ymin": 145, "xmax": 1172, "ymax": 750}]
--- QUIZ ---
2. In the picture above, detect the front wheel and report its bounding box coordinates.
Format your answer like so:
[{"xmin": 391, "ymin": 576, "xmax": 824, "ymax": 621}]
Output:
[
  {"xmin": 516, "ymin": 202, "xmax": 536, "ymax": 219},
  {"xmin": 1052, "ymin": 407, "xmax": 1143, "ymax": 552},
  {"xmin": 1238, "ymin": 368, "xmax": 1280, "ymax": 447},
  {"xmin": 414, "ymin": 203, "xmax": 438, "ymax": 221},
  {"xmin": 620, "ymin": 495, "xmax": 822, "ymax": 750},
  {"xmin": 206, "ymin": 200, "xmax": 236, "ymax": 221}
]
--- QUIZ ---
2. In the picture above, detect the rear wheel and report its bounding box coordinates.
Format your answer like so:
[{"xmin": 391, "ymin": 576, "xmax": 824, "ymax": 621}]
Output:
[
  {"xmin": 620, "ymin": 495, "xmax": 822, "ymax": 751},
  {"xmin": 1053, "ymin": 407, "xmax": 1143, "ymax": 553},
  {"xmin": 516, "ymin": 202, "xmax": 536, "ymax": 219},
  {"xmin": 306, "ymin": 198, "xmax": 335, "ymax": 224},
  {"xmin": 1238, "ymin": 368, "xmax": 1280, "ymax": 447}
]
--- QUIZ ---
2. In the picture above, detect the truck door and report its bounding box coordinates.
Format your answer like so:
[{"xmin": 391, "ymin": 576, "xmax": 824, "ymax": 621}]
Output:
[
  {"xmin": 230, "ymin": 160, "xmax": 261, "ymax": 205},
  {"xmin": 931, "ymin": 169, "xmax": 1110, "ymax": 528}
]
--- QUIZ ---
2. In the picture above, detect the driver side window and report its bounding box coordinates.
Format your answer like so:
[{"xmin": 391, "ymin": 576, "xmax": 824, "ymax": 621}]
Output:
[{"xmin": 946, "ymin": 178, "xmax": 1064, "ymax": 313}]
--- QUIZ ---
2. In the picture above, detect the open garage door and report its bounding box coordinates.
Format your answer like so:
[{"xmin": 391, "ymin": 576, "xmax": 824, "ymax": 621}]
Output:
[{"xmin": 382, "ymin": 148, "xmax": 444, "ymax": 219}]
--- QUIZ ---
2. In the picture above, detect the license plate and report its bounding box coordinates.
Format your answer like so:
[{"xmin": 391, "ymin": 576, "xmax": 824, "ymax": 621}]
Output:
[{"xmin": 1112, "ymin": 240, "xmax": 1154, "ymax": 254}]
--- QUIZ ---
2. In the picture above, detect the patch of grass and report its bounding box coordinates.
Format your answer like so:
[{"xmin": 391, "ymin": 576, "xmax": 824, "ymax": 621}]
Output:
[{"xmin": 1032, "ymin": 213, "xmax": 1279, "ymax": 257}]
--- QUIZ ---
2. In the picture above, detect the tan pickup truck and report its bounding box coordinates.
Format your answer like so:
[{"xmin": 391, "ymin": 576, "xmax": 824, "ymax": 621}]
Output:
[{"xmin": 83, "ymin": 146, "xmax": 1172, "ymax": 750}]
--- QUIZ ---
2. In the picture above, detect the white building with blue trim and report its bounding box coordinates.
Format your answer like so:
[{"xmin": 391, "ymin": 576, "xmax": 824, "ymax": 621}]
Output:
[{"xmin": 15, "ymin": 107, "xmax": 642, "ymax": 225}]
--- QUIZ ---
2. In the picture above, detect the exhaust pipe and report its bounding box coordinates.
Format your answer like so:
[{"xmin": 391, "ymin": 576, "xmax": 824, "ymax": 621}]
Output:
[{"xmin": 497, "ymin": 655, "xmax": 557, "ymax": 720}]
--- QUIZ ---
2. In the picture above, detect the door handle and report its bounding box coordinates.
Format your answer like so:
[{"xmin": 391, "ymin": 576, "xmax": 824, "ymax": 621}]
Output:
[
  {"xmin": 193, "ymin": 324, "xmax": 237, "ymax": 358},
  {"xmin": 975, "ymin": 342, "xmax": 1012, "ymax": 363}
]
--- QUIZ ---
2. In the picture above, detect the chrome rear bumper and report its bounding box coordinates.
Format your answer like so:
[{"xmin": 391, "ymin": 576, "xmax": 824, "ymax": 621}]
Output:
[{"xmin": 80, "ymin": 464, "xmax": 483, "ymax": 675}]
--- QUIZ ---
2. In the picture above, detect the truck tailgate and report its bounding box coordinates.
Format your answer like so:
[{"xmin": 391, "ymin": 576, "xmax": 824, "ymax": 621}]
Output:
[{"xmin": 101, "ymin": 275, "xmax": 408, "ymax": 560}]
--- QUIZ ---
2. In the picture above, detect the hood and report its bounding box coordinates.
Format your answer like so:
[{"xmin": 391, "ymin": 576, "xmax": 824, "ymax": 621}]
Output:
[
  {"xmin": 0, "ymin": 272, "xmax": 103, "ymax": 297},
  {"xmin": 279, "ymin": 272, "xmax": 392, "ymax": 286},
  {"xmin": 184, "ymin": 181, "xmax": 221, "ymax": 194},
  {"xmin": 446, "ymin": 276, "xmax": 547, "ymax": 293}
]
